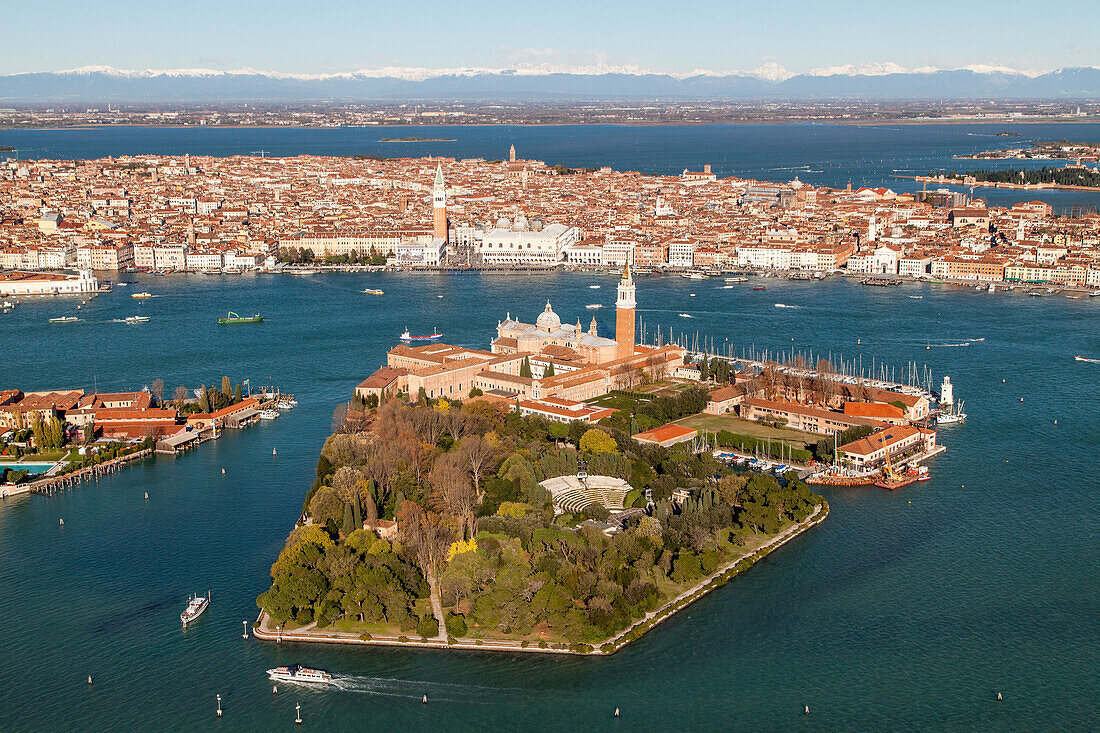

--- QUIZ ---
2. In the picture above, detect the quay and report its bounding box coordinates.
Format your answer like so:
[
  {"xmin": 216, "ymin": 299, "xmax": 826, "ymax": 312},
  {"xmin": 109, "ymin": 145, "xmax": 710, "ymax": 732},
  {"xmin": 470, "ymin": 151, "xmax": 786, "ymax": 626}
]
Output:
[{"xmin": 8, "ymin": 448, "xmax": 154, "ymax": 498}]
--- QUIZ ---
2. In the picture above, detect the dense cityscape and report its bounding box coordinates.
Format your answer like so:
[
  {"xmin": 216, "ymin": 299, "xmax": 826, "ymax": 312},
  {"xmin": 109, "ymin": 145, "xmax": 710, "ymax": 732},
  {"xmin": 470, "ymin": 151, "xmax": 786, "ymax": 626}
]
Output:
[{"xmin": 2, "ymin": 146, "xmax": 1099, "ymax": 292}]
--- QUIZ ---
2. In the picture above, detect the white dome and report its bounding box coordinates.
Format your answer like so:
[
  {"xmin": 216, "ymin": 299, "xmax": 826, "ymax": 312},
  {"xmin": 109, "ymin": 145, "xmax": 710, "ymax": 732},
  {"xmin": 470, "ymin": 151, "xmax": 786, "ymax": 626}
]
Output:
[
  {"xmin": 535, "ymin": 300, "xmax": 561, "ymax": 330},
  {"xmin": 497, "ymin": 217, "xmax": 511, "ymax": 229},
  {"xmin": 512, "ymin": 215, "xmax": 528, "ymax": 231}
]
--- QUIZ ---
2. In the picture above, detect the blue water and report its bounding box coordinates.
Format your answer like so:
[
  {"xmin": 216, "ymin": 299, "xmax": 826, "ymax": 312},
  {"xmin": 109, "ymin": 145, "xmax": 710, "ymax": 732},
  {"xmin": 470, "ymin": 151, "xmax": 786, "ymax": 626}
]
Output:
[
  {"xmin": 3, "ymin": 122, "xmax": 1099, "ymax": 212},
  {"xmin": 1, "ymin": 271, "xmax": 1097, "ymax": 731}
]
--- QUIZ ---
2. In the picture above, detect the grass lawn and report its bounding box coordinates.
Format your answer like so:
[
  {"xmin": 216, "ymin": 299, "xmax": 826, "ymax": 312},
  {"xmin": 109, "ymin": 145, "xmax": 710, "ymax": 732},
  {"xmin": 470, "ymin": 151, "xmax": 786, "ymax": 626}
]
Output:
[{"xmin": 674, "ymin": 413, "xmax": 817, "ymax": 448}]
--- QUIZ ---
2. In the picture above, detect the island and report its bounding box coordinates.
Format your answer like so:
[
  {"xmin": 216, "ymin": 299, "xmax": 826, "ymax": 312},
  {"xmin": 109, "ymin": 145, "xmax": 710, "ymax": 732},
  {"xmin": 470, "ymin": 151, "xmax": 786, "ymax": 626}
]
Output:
[
  {"xmin": 252, "ymin": 269, "xmax": 841, "ymax": 654},
  {"xmin": 379, "ymin": 137, "xmax": 457, "ymax": 142}
]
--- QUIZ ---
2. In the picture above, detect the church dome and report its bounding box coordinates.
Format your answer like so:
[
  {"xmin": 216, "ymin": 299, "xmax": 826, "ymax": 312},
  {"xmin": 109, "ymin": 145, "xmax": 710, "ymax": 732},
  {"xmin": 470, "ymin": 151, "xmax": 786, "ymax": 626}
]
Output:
[
  {"xmin": 535, "ymin": 300, "xmax": 561, "ymax": 330},
  {"xmin": 512, "ymin": 215, "xmax": 528, "ymax": 231},
  {"xmin": 496, "ymin": 217, "xmax": 511, "ymax": 229}
]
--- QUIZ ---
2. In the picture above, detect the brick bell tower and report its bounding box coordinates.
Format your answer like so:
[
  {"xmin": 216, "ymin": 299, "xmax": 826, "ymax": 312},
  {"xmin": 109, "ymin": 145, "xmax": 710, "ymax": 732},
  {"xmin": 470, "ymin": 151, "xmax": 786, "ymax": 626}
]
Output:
[
  {"xmin": 432, "ymin": 163, "xmax": 448, "ymax": 242},
  {"xmin": 615, "ymin": 262, "xmax": 636, "ymax": 359}
]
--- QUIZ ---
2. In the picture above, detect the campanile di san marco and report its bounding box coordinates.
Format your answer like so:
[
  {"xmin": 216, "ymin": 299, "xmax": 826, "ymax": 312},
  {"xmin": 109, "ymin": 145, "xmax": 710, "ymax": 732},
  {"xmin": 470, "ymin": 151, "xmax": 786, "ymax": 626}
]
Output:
[{"xmin": 615, "ymin": 262, "xmax": 636, "ymax": 359}]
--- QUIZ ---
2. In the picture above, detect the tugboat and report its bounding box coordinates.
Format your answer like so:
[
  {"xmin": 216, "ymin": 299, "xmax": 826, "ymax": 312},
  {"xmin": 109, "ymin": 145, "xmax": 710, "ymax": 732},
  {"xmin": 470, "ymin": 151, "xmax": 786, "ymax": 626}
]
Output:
[
  {"xmin": 266, "ymin": 665, "xmax": 334, "ymax": 685},
  {"xmin": 180, "ymin": 592, "xmax": 210, "ymax": 624}
]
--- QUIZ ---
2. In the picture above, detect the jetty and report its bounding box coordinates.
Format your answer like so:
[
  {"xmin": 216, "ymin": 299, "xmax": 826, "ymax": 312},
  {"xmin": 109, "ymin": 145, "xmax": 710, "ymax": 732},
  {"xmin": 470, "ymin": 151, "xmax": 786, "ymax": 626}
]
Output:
[{"xmin": 18, "ymin": 448, "xmax": 153, "ymax": 497}]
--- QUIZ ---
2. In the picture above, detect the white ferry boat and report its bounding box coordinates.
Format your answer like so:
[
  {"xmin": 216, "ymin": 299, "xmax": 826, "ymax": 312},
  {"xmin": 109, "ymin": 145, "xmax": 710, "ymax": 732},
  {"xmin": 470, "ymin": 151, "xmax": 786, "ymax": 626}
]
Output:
[
  {"xmin": 258, "ymin": 409, "xmax": 279, "ymax": 420},
  {"xmin": 725, "ymin": 276, "xmax": 748, "ymax": 283},
  {"xmin": 267, "ymin": 665, "xmax": 334, "ymax": 685},
  {"xmin": 585, "ymin": 304, "xmax": 603, "ymax": 310},
  {"xmin": 363, "ymin": 288, "xmax": 384, "ymax": 295},
  {"xmin": 180, "ymin": 592, "xmax": 210, "ymax": 624},
  {"xmin": 49, "ymin": 316, "xmax": 79, "ymax": 323}
]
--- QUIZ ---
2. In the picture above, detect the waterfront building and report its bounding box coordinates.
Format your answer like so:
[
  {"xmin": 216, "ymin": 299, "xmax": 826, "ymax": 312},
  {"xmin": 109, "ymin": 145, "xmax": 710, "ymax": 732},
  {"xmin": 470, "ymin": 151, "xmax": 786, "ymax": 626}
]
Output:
[
  {"xmin": 741, "ymin": 397, "xmax": 880, "ymax": 436},
  {"xmin": 838, "ymin": 425, "xmax": 937, "ymax": 469},
  {"xmin": 479, "ymin": 221, "xmax": 580, "ymax": 267},
  {"xmin": 0, "ymin": 269, "xmax": 98, "ymax": 296},
  {"xmin": 514, "ymin": 397, "xmax": 616, "ymax": 424}
]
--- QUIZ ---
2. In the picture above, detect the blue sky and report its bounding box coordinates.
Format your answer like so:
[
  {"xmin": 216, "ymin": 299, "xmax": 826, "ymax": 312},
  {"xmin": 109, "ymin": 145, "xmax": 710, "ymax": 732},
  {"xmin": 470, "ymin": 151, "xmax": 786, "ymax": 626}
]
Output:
[{"xmin": 3, "ymin": 0, "xmax": 1095, "ymax": 75}]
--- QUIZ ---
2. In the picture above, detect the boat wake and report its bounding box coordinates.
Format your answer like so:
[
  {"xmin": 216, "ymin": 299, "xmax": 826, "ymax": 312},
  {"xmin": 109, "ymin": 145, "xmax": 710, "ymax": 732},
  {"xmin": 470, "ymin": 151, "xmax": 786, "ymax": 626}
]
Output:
[
  {"xmin": 1075, "ymin": 355, "xmax": 1100, "ymax": 364},
  {"xmin": 328, "ymin": 675, "xmax": 519, "ymax": 704}
]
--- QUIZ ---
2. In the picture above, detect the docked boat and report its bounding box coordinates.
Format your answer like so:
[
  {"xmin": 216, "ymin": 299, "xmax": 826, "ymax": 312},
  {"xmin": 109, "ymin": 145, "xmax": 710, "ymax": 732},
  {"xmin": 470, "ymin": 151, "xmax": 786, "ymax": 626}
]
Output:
[
  {"xmin": 258, "ymin": 409, "xmax": 279, "ymax": 420},
  {"xmin": 218, "ymin": 311, "xmax": 264, "ymax": 324},
  {"xmin": 875, "ymin": 474, "xmax": 919, "ymax": 490},
  {"xmin": 906, "ymin": 465, "xmax": 931, "ymax": 482},
  {"xmin": 131, "ymin": 292, "xmax": 153, "ymax": 299},
  {"xmin": 266, "ymin": 665, "xmax": 334, "ymax": 685},
  {"xmin": 2, "ymin": 301, "xmax": 14, "ymax": 309},
  {"xmin": 937, "ymin": 400, "xmax": 966, "ymax": 424},
  {"xmin": 724, "ymin": 277, "xmax": 748, "ymax": 283},
  {"xmin": 682, "ymin": 272, "xmax": 708, "ymax": 280},
  {"xmin": 124, "ymin": 315, "xmax": 150, "ymax": 324},
  {"xmin": 399, "ymin": 329, "xmax": 442, "ymax": 342},
  {"xmin": 363, "ymin": 288, "xmax": 384, "ymax": 295},
  {"xmin": 180, "ymin": 592, "xmax": 210, "ymax": 624},
  {"xmin": 48, "ymin": 316, "xmax": 79, "ymax": 323},
  {"xmin": 585, "ymin": 304, "xmax": 603, "ymax": 309},
  {"xmin": 588, "ymin": 285, "xmax": 601, "ymax": 289}
]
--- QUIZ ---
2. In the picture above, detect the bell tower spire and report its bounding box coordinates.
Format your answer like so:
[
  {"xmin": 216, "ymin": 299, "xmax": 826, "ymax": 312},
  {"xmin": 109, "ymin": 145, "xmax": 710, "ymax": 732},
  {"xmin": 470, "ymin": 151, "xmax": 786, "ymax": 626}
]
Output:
[{"xmin": 615, "ymin": 264, "xmax": 636, "ymax": 359}]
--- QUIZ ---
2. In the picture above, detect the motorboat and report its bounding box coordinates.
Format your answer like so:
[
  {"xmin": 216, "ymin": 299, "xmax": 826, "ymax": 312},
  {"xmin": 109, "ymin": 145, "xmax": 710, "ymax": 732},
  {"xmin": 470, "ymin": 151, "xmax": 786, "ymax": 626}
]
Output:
[
  {"xmin": 131, "ymin": 292, "xmax": 153, "ymax": 299},
  {"xmin": 258, "ymin": 409, "xmax": 279, "ymax": 420},
  {"xmin": 363, "ymin": 288, "xmax": 384, "ymax": 295},
  {"xmin": 124, "ymin": 315, "xmax": 150, "ymax": 324},
  {"xmin": 48, "ymin": 316, "xmax": 79, "ymax": 323},
  {"xmin": 585, "ymin": 304, "xmax": 603, "ymax": 309},
  {"xmin": 181, "ymin": 592, "xmax": 210, "ymax": 624},
  {"xmin": 266, "ymin": 665, "xmax": 333, "ymax": 685}
]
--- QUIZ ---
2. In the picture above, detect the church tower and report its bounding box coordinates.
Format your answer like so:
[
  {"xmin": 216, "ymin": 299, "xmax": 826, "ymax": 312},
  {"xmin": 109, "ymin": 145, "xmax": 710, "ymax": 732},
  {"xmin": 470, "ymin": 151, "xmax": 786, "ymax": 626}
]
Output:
[
  {"xmin": 432, "ymin": 164, "xmax": 448, "ymax": 242},
  {"xmin": 615, "ymin": 263, "xmax": 636, "ymax": 359},
  {"xmin": 509, "ymin": 144, "xmax": 516, "ymax": 163}
]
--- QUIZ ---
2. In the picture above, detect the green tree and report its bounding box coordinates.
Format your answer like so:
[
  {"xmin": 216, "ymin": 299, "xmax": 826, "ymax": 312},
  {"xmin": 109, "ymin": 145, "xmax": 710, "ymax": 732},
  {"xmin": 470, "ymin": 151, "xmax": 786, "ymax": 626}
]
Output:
[
  {"xmin": 221, "ymin": 376, "xmax": 232, "ymax": 399},
  {"xmin": 519, "ymin": 357, "xmax": 533, "ymax": 379},
  {"xmin": 580, "ymin": 428, "xmax": 617, "ymax": 455},
  {"xmin": 197, "ymin": 385, "xmax": 211, "ymax": 413},
  {"xmin": 544, "ymin": 362, "xmax": 555, "ymax": 378},
  {"xmin": 233, "ymin": 384, "xmax": 242, "ymax": 403}
]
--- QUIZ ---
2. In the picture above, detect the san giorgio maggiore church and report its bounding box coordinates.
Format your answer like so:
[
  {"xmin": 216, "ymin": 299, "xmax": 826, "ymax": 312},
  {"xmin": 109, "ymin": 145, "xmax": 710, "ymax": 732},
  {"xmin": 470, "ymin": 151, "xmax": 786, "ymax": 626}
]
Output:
[{"xmin": 358, "ymin": 267, "xmax": 686, "ymax": 409}]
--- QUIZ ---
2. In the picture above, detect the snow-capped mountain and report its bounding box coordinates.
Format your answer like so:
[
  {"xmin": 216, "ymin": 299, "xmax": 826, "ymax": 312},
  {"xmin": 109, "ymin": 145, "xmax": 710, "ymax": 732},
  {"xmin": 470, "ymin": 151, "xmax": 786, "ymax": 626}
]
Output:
[{"xmin": 1, "ymin": 64, "xmax": 1097, "ymax": 103}]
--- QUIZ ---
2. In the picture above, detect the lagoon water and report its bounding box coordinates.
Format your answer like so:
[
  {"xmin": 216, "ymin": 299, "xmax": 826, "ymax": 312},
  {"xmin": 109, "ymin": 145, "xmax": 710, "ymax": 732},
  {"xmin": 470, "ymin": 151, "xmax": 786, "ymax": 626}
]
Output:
[{"xmin": 2, "ymin": 270, "xmax": 1097, "ymax": 731}]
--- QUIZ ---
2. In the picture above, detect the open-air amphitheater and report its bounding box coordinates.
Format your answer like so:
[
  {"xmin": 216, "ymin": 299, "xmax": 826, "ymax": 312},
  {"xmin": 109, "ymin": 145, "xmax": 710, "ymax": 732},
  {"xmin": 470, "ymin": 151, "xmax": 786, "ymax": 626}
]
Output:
[{"xmin": 539, "ymin": 474, "xmax": 634, "ymax": 515}]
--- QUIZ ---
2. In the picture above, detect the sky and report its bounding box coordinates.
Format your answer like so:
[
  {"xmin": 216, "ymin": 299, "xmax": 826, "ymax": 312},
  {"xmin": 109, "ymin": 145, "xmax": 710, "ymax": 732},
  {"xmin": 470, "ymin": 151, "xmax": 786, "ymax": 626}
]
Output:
[{"xmin": 2, "ymin": 0, "xmax": 1096, "ymax": 76}]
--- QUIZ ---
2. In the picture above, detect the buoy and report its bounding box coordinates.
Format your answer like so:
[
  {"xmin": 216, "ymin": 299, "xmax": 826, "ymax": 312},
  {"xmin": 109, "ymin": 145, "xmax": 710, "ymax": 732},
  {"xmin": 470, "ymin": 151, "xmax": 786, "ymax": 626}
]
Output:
[
  {"xmin": 216, "ymin": 694, "xmax": 222, "ymax": 717},
  {"xmin": 272, "ymin": 447, "xmax": 277, "ymax": 456},
  {"xmin": 422, "ymin": 694, "xmax": 428, "ymax": 704},
  {"xmin": 273, "ymin": 686, "xmax": 278, "ymax": 695},
  {"xmin": 804, "ymin": 705, "xmax": 810, "ymax": 715},
  {"xmin": 295, "ymin": 702, "xmax": 302, "ymax": 724},
  {"xmin": 1002, "ymin": 378, "xmax": 1006, "ymax": 383},
  {"xmin": 996, "ymin": 692, "xmax": 1002, "ymax": 702},
  {"xmin": 614, "ymin": 707, "xmax": 620, "ymax": 717},
  {"xmin": 1020, "ymin": 397, "xmax": 1024, "ymax": 402},
  {"xmin": 858, "ymin": 338, "xmax": 861, "ymax": 345},
  {"xmin": 87, "ymin": 675, "xmax": 93, "ymax": 685},
  {"xmin": 1054, "ymin": 419, "xmax": 1057, "ymax": 425},
  {"xmin": 221, "ymin": 468, "xmax": 225, "ymax": 475}
]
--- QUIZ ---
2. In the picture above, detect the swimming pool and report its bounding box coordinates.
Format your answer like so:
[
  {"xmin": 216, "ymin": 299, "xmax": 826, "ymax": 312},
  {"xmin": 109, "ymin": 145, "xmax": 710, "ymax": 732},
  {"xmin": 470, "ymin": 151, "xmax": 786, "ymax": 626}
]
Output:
[{"xmin": 0, "ymin": 462, "xmax": 56, "ymax": 476}]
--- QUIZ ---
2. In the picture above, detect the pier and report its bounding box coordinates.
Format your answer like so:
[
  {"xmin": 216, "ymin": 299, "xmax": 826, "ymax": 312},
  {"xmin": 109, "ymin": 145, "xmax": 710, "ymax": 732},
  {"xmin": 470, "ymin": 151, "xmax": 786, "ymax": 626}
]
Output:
[{"xmin": 19, "ymin": 449, "xmax": 153, "ymax": 498}]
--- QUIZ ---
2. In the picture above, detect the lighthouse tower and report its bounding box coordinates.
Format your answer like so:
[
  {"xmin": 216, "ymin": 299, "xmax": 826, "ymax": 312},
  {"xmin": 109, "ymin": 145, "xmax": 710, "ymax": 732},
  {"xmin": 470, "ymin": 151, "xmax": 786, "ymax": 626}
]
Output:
[
  {"xmin": 615, "ymin": 263, "xmax": 636, "ymax": 359},
  {"xmin": 432, "ymin": 164, "xmax": 448, "ymax": 242}
]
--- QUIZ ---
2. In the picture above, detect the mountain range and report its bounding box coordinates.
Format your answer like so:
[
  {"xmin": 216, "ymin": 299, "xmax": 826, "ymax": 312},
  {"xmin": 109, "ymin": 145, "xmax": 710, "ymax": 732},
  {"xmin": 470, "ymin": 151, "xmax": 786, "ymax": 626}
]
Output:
[{"xmin": 2, "ymin": 65, "xmax": 1098, "ymax": 103}]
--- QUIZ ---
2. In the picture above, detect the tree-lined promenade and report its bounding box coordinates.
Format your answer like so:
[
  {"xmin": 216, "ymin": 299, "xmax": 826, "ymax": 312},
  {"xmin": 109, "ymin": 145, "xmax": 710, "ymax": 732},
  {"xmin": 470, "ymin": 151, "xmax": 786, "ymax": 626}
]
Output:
[{"xmin": 255, "ymin": 392, "xmax": 827, "ymax": 652}]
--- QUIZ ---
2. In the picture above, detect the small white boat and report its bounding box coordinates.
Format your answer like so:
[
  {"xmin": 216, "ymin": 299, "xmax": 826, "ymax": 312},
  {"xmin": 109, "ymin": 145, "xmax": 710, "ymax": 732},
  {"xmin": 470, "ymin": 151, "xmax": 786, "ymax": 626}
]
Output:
[
  {"xmin": 908, "ymin": 295, "xmax": 923, "ymax": 299},
  {"xmin": 585, "ymin": 304, "xmax": 603, "ymax": 310},
  {"xmin": 678, "ymin": 313, "xmax": 693, "ymax": 318},
  {"xmin": 49, "ymin": 316, "xmax": 79, "ymax": 323},
  {"xmin": 1, "ymin": 301, "xmax": 14, "ymax": 309},
  {"xmin": 181, "ymin": 592, "xmax": 210, "ymax": 624},
  {"xmin": 1075, "ymin": 355, "xmax": 1100, "ymax": 364},
  {"xmin": 363, "ymin": 288, "xmax": 384, "ymax": 295},
  {"xmin": 588, "ymin": 285, "xmax": 601, "ymax": 289},
  {"xmin": 258, "ymin": 409, "xmax": 279, "ymax": 420},
  {"xmin": 683, "ymin": 272, "xmax": 707, "ymax": 280},
  {"xmin": 725, "ymin": 277, "xmax": 748, "ymax": 283},
  {"xmin": 267, "ymin": 666, "xmax": 333, "ymax": 685},
  {"xmin": 124, "ymin": 315, "xmax": 150, "ymax": 324}
]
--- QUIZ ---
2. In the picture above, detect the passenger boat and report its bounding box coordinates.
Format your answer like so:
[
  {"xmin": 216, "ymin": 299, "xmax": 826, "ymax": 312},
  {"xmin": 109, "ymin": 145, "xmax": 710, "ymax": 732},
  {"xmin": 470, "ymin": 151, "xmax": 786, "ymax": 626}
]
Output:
[
  {"xmin": 180, "ymin": 592, "xmax": 210, "ymax": 624},
  {"xmin": 399, "ymin": 329, "xmax": 442, "ymax": 342},
  {"xmin": 218, "ymin": 311, "xmax": 264, "ymax": 324},
  {"xmin": 363, "ymin": 288, "xmax": 384, "ymax": 295},
  {"xmin": 124, "ymin": 315, "xmax": 150, "ymax": 324},
  {"xmin": 48, "ymin": 316, "xmax": 79, "ymax": 323},
  {"xmin": 258, "ymin": 409, "xmax": 279, "ymax": 420},
  {"xmin": 725, "ymin": 277, "xmax": 748, "ymax": 283},
  {"xmin": 266, "ymin": 665, "xmax": 334, "ymax": 685},
  {"xmin": 682, "ymin": 272, "xmax": 708, "ymax": 280},
  {"xmin": 131, "ymin": 292, "xmax": 153, "ymax": 299}
]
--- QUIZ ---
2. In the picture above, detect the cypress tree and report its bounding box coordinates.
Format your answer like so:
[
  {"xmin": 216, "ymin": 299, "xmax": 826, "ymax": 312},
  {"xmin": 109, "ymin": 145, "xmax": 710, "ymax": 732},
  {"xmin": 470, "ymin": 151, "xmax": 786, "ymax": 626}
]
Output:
[{"xmin": 352, "ymin": 492, "xmax": 362, "ymax": 528}]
